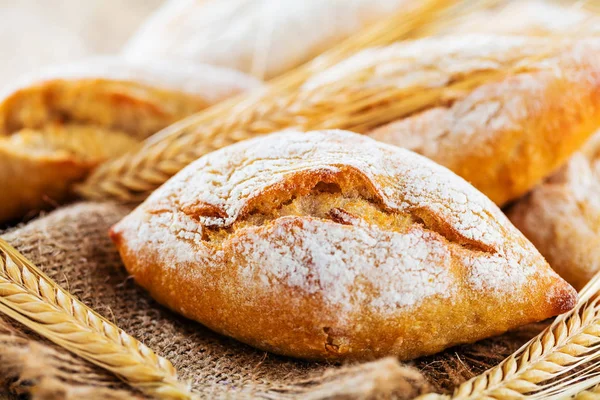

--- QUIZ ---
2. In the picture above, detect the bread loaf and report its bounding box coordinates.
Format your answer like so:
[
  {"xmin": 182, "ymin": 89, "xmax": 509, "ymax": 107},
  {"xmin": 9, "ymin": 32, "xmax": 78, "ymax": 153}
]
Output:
[
  {"xmin": 356, "ymin": 35, "xmax": 600, "ymax": 205},
  {"xmin": 508, "ymin": 139, "xmax": 600, "ymax": 290},
  {"xmin": 123, "ymin": 0, "xmax": 412, "ymax": 79},
  {"xmin": 0, "ymin": 57, "xmax": 261, "ymax": 222},
  {"xmin": 110, "ymin": 129, "xmax": 576, "ymax": 361}
]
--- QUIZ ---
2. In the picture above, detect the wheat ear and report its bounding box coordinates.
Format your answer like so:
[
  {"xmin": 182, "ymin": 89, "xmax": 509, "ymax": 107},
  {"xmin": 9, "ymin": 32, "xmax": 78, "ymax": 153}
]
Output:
[
  {"xmin": 417, "ymin": 271, "xmax": 600, "ymax": 400},
  {"xmin": 0, "ymin": 238, "xmax": 193, "ymax": 399},
  {"xmin": 77, "ymin": 0, "xmax": 482, "ymax": 202}
]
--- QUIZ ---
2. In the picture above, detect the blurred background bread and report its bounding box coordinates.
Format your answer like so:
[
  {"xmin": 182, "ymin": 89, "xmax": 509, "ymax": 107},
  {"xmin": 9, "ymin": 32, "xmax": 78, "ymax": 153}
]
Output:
[
  {"xmin": 0, "ymin": 58, "xmax": 261, "ymax": 222},
  {"xmin": 123, "ymin": 0, "xmax": 415, "ymax": 79},
  {"xmin": 0, "ymin": 0, "xmax": 162, "ymax": 88}
]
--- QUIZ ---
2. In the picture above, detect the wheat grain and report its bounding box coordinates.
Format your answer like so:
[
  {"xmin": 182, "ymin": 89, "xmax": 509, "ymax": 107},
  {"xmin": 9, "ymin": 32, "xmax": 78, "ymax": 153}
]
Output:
[
  {"xmin": 0, "ymin": 238, "xmax": 194, "ymax": 400},
  {"xmin": 76, "ymin": 0, "xmax": 481, "ymax": 202}
]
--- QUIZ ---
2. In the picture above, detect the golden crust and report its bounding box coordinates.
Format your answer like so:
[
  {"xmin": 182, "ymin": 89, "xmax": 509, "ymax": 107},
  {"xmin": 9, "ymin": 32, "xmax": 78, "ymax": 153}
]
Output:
[
  {"xmin": 463, "ymin": 3, "xmax": 600, "ymax": 290},
  {"xmin": 110, "ymin": 129, "xmax": 576, "ymax": 361},
  {"xmin": 351, "ymin": 36, "xmax": 600, "ymax": 206},
  {"xmin": 0, "ymin": 57, "xmax": 261, "ymax": 222},
  {"xmin": 508, "ymin": 148, "xmax": 600, "ymax": 291}
]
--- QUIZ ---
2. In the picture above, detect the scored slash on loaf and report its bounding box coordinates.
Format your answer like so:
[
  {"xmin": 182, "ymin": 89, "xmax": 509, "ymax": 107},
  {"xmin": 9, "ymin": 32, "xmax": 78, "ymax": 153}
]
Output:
[
  {"xmin": 0, "ymin": 57, "xmax": 262, "ymax": 223},
  {"xmin": 110, "ymin": 129, "xmax": 576, "ymax": 361}
]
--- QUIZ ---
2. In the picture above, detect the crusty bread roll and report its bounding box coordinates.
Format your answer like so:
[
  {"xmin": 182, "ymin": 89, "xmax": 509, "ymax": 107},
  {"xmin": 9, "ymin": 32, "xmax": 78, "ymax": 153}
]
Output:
[
  {"xmin": 110, "ymin": 129, "xmax": 576, "ymax": 361},
  {"xmin": 444, "ymin": 2, "xmax": 600, "ymax": 291},
  {"xmin": 0, "ymin": 57, "xmax": 262, "ymax": 222},
  {"xmin": 508, "ymin": 139, "xmax": 600, "ymax": 291},
  {"xmin": 344, "ymin": 35, "xmax": 600, "ymax": 206},
  {"xmin": 123, "ymin": 0, "xmax": 411, "ymax": 79}
]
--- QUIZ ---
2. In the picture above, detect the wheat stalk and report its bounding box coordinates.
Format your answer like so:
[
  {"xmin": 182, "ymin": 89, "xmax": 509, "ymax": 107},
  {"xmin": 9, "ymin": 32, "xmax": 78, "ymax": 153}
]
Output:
[
  {"xmin": 0, "ymin": 238, "xmax": 194, "ymax": 400},
  {"xmin": 77, "ymin": 0, "xmax": 498, "ymax": 203},
  {"xmin": 416, "ymin": 271, "xmax": 600, "ymax": 400}
]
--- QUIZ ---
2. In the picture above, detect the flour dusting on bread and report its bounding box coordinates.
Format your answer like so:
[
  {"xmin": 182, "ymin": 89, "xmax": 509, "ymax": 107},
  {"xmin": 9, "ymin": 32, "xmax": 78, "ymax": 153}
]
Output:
[
  {"xmin": 111, "ymin": 129, "xmax": 576, "ymax": 361},
  {"xmin": 232, "ymin": 218, "xmax": 455, "ymax": 313}
]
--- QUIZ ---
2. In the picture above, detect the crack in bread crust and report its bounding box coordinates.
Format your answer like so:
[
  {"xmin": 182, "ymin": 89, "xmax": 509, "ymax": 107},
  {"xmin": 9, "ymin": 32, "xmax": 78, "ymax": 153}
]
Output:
[{"xmin": 183, "ymin": 176, "xmax": 497, "ymax": 255}]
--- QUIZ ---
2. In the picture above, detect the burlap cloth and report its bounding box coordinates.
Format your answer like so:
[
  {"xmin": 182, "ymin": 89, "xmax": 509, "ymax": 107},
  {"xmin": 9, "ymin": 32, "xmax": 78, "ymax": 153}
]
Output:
[{"xmin": 0, "ymin": 202, "xmax": 548, "ymax": 399}]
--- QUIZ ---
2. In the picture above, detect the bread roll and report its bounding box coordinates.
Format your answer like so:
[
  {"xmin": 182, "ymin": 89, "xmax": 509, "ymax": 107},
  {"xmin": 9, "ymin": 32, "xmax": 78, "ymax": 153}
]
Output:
[
  {"xmin": 447, "ymin": 1, "xmax": 600, "ymax": 290},
  {"xmin": 123, "ymin": 0, "xmax": 411, "ymax": 79},
  {"xmin": 0, "ymin": 57, "xmax": 261, "ymax": 222},
  {"xmin": 348, "ymin": 35, "xmax": 600, "ymax": 205},
  {"xmin": 508, "ymin": 138, "xmax": 600, "ymax": 290},
  {"xmin": 110, "ymin": 129, "xmax": 576, "ymax": 361}
]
